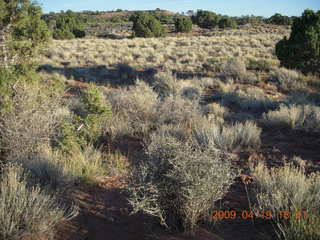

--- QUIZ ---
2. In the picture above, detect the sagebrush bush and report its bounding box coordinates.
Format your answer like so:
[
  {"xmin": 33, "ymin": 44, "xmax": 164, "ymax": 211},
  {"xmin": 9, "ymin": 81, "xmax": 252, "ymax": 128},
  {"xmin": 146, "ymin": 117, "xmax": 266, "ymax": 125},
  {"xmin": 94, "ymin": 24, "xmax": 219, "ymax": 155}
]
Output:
[
  {"xmin": 202, "ymin": 103, "xmax": 228, "ymax": 124},
  {"xmin": 107, "ymin": 80, "xmax": 159, "ymax": 136},
  {"xmin": 129, "ymin": 131, "xmax": 235, "ymax": 232},
  {"xmin": 152, "ymin": 71, "xmax": 180, "ymax": 98},
  {"xmin": 269, "ymin": 67, "xmax": 306, "ymax": 90},
  {"xmin": 263, "ymin": 104, "xmax": 320, "ymax": 132},
  {"xmin": 193, "ymin": 121, "xmax": 261, "ymax": 152},
  {"xmin": 222, "ymin": 58, "xmax": 247, "ymax": 80},
  {"xmin": 275, "ymin": 10, "xmax": 320, "ymax": 75},
  {"xmin": 156, "ymin": 95, "xmax": 205, "ymax": 131},
  {"xmin": 252, "ymin": 162, "xmax": 320, "ymax": 240},
  {"xmin": 0, "ymin": 83, "xmax": 63, "ymax": 161},
  {"xmin": 0, "ymin": 164, "xmax": 78, "ymax": 240}
]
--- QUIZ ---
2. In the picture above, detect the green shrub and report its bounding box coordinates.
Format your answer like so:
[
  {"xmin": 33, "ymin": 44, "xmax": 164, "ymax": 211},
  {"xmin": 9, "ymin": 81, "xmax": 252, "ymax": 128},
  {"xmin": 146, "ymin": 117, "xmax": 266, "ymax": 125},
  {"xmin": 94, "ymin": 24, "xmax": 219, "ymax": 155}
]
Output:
[
  {"xmin": 267, "ymin": 13, "xmax": 292, "ymax": 25},
  {"xmin": 58, "ymin": 84, "xmax": 112, "ymax": 152},
  {"xmin": 192, "ymin": 10, "xmax": 220, "ymax": 29},
  {"xmin": 130, "ymin": 12, "xmax": 166, "ymax": 38},
  {"xmin": 0, "ymin": 163, "xmax": 78, "ymax": 240},
  {"xmin": 128, "ymin": 131, "xmax": 235, "ymax": 232},
  {"xmin": 218, "ymin": 16, "xmax": 237, "ymax": 28},
  {"xmin": 174, "ymin": 17, "xmax": 193, "ymax": 33},
  {"xmin": 53, "ymin": 28, "xmax": 75, "ymax": 39},
  {"xmin": 275, "ymin": 10, "xmax": 320, "ymax": 75},
  {"xmin": 252, "ymin": 162, "xmax": 320, "ymax": 240},
  {"xmin": 47, "ymin": 11, "xmax": 86, "ymax": 39}
]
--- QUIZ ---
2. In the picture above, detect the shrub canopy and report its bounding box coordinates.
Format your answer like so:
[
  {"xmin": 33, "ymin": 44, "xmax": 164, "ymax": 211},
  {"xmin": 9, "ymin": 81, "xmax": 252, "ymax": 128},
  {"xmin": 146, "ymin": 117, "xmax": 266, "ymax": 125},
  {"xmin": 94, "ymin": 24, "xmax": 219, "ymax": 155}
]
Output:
[
  {"xmin": 130, "ymin": 12, "xmax": 166, "ymax": 37},
  {"xmin": 174, "ymin": 17, "xmax": 192, "ymax": 33}
]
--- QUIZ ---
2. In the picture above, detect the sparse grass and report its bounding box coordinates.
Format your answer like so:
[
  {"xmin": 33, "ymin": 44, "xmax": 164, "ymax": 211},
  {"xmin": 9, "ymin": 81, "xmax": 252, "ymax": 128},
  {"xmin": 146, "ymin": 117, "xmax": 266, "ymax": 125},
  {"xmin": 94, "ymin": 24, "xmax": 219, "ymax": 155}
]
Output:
[
  {"xmin": 252, "ymin": 162, "xmax": 320, "ymax": 240},
  {"xmin": 0, "ymin": 164, "xmax": 78, "ymax": 240},
  {"xmin": 263, "ymin": 104, "xmax": 320, "ymax": 132},
  {"xmin": 40, "ymin": 27, "xmax": 287, "ymax": 75}
]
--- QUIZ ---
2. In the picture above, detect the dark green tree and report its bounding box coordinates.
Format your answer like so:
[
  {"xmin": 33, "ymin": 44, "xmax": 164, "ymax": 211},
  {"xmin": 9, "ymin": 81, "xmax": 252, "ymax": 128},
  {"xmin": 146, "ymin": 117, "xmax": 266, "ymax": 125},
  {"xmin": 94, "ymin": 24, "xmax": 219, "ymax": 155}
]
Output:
[
  {"xmin": 0, "ymin": 0, "xmax": 50, "ymax": 112},
  {"xmin": 275, "ymin": 9, "xmax": 320, "ymax": 75},
  {"xmin": 130, "ymin": 12, "xmax": 166, "ymax": 38},
  {"xmin": 267, "ymin": 13, "xmax": 292, "ymax": 25},
  {"xmin": 174, "ymin": 17, "xmax": 192, "ymax": 33},
  {"xmin": 192, "ymin": 10, "xmax": 220, "ymax": 29}
]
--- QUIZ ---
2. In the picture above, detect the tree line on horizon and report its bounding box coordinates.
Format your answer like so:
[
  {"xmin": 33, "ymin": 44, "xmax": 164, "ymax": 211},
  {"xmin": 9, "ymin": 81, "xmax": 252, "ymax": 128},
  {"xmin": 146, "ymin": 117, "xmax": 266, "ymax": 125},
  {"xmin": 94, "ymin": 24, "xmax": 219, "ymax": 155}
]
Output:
[{"xmin": 41, "ymin": 9, "xmax": 295, "ymax": 40}]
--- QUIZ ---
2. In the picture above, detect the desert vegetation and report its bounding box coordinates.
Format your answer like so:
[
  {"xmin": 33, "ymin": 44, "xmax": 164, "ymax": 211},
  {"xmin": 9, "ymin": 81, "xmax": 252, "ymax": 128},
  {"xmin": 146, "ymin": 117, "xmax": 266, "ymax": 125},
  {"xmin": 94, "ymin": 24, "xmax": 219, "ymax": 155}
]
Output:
[{"xmin": 0, "ymin": 1, "xmax": 320, "ymax": 239}]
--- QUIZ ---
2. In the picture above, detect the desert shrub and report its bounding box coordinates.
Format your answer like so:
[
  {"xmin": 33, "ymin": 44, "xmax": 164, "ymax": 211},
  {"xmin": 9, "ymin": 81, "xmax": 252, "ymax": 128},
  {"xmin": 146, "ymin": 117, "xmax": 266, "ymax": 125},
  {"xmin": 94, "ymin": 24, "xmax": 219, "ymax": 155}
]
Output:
[
  {"xmin": 269, "ymin": 67, "xmax": 306, "ymax": 90},
  {"xmin": 48, "ymin": 11, "xmax": 86, "ymax": 39},
  {"xmin": 0, "ymin": 83, "xmax": 63, "ymax": 161},
  {"xmin": 193, "ymin": 121, "xmax": 261, "ymax": 152},
  {"xmin": 203, "ymin": 58, "xmax": 223, "ymax": 72},
  {"xmin": 234, "ymin": 15, "xmax": 265, "ymax": 25},
  {"xmin": 174, "ymin": 17, "xmax": 193, "ymax": 33},
  {"xmin": 58, "ymin": 84, "xmax": 112, "ymax": 152},
  {"xmin": 218, "ymin": 16, "xmax": 237, "ymax": 28},
  {"xmin": 252, "ymin": 162, "xmax": 320, "ymax": 240},
  {"xmin": 52, "ymin": 28, "xmax": 75, "ymax": 40},
  {"xmin": 202, "ymin": 103, "xmax": 228, "ymax": 124},
  {"xmin": 152, "ymin": 71, "xmax": 180, "ymax": 98},
  {"xmin": 267, "ymin": 13, "xmax": 292, "ymax": 25},
  {"xmin": 128, "ymin": 131, "xmax": 235, "ymax": 232},
  {"xmin": 180, "ymin": 86, "xmax": 201, "ymax": 101},
  {"xmin": 263, "ymin": 104, "xmax": 320, "ymax": 132},
  {"xmin": 222, "ymin": 58, "xmax": 247, "ymax": 80},
  {"xmin": 0, "ymin": 163, "xmax": 78, "ymax": 240},
  {"xmin": 107, "ymin": 80, "xmax": 159, "ymax": 136},
  {"xmin": 247, "ymin": 58, "xmax": 273, "ymax": 72},
  {"xmin": 192, "ymin": 10, "xmax": 220, "ymax": 29},
  {"xmin": 275, "ymin": 10, "xmax": 320, "ymax": 75},
  {"xmin": 156, "ymin": 95, "xmax": 204, "ymax": 130},
  {"xmin": 130, "ymin": 12, "xmax": 166, "ymax": 38}
]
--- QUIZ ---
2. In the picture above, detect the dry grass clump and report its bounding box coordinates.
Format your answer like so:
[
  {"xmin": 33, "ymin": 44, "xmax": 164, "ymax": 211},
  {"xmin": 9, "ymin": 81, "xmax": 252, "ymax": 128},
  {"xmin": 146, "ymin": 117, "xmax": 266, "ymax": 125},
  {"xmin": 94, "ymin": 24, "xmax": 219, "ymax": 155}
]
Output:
[
  {"xmin": 193, "ymin": 121, "xmax": 261, "ymax": 152},
  {"xmin": 252, "ymin": 162, "xmax": 320, "ymax": 240},
  {"xmin": 0, "ymin": 164, "xmax": 78, "ymax": 240},
  {"xmin": 128, "ymin": 130, "xmax": 235, "ymax": 233},
  {"xmin": 263, "ymin": 104, "xmax": 320, "ymax": 132},
  {"xmin": 56, "ymin": 145, "xmax": 107, "ymax": 184}
]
